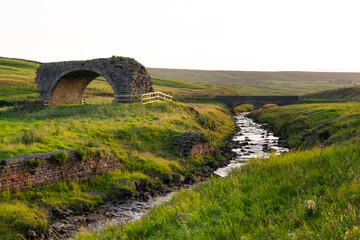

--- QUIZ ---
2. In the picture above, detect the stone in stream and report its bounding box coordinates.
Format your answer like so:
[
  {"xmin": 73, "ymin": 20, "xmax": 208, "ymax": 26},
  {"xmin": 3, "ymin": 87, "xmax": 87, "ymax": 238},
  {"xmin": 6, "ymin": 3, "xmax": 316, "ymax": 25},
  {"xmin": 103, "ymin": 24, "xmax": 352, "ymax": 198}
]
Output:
[
  {"xmin": 67, "ymin": 215, "xmax": 86, "ymax": 224},
  {"xmin": 87, "ymin": 214, "xmax": 107, "ymax": 223},
  {"xmin": 63, "ymin": 209, "xmax": 73, "ymax": 217},
  {"xmin": 51, "ymin": 222, "xmax": 64, "ymax": 230},
  {"xmin": 62, "ymin": 223, "xmax": 76, "ymax": 231}
]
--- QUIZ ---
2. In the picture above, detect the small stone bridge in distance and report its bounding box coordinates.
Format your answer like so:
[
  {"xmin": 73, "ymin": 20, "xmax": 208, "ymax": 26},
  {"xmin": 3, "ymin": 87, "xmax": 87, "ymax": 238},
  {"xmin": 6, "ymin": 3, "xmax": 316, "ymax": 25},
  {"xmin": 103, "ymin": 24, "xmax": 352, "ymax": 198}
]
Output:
[{"xmin": 215, "ymin": 95, "xmax": 300, "ymax": 109}]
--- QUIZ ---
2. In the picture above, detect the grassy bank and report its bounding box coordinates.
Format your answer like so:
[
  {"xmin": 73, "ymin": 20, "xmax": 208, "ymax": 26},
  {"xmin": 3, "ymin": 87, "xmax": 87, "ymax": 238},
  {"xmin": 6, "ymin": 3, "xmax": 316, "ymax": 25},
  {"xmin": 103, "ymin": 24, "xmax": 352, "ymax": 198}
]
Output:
[
  {"xmin": 0, "ymin": 57, "xmax": 239, "ymax": 239},
  {"xmin": 77, "ymin": 101, "xmax": 360, "ymax": 239},
  {"xmin": 0, "ymin": 101, "xmax": 235, "ymax": 239},
  {"xmin": 78, "ymin": 134, "xmax": 360, "ymax": 239},
  {"xmin": 302, "ymin": 86, "xmax": 360, "ymax": 101},
  {"xmin": 0, "ymin": 57, "xmax": 242, "ymax": 106},
  {"xmin": 0, "ymin": 57, "xmax": 39, "ymax": 104},
  {"xmin": 249, "ymin": 103, "xmax": 360, "ymax": 149}
]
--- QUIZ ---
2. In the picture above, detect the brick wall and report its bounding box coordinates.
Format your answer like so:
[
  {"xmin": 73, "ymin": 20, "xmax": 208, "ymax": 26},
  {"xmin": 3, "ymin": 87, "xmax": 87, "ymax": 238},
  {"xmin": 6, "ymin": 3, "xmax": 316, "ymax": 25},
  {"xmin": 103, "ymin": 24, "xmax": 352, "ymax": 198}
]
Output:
[{"xmin": 0, "ymin": 149, "xmax": 123, "ymax": 192}]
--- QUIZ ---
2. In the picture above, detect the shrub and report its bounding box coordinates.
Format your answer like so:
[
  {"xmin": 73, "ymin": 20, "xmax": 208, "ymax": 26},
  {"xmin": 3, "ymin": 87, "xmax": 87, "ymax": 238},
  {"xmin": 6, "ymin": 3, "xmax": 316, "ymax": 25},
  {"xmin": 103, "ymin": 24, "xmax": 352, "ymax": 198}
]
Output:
[
  {"xmin": 51, "ymin": 151, "xmax": 69, "ymax": 164},
  {"xmin": 75, "ymin": 148, "xmax": 87, "ymax": 161},
  {"xmin": 169, "ymin": 161, "xmax": 181, "ymax": 171},
  {"xmin": 94, "ymin": 150, "xmax": 104, "ymax": 161},
  {"xmin": 105, "ymin": 185, "xmax": 134, "ymax": 201},
  {"xmin": 20, "ymin": 129, "xmax": 46, "ymax": 145},
  {"xmin": 200, "ymin": 133, "xmax": 210, "ymax": 142},
  {"xmin": 26, "ymin": 158, "xmax": 43, "ymax": 168}
]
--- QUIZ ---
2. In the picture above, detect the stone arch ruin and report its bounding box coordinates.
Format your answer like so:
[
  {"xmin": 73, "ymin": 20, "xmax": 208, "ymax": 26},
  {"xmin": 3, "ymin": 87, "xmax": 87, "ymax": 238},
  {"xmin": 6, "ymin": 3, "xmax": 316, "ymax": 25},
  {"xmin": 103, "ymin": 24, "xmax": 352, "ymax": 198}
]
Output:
[{"xmin": 35, "ymin": 57, "xmax": 153, "ymax": 106}]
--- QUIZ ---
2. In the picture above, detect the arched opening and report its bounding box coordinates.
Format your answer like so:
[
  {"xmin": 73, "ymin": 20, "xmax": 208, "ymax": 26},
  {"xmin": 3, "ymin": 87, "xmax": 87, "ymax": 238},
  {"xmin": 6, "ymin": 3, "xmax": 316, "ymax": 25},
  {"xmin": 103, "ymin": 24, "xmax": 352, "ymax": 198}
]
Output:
[
  {"xmin": 83, "ymin": 76, "xmax": 115, "ymax": 103},
  {"xmin": 233, "ymin": 103, "xmax": 255, "ymax": 113},
  {"xmin": 49, "ymin": 70, "xmax": 115, "ymax": 106}
]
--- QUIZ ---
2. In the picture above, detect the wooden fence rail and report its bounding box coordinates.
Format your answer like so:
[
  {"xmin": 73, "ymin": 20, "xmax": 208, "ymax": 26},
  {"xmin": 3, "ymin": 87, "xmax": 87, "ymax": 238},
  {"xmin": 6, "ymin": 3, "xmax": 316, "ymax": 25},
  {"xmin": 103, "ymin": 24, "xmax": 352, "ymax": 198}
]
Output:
[{"xmin": 114, "ymin": 92, "xmax": 173, "ymax": 104}]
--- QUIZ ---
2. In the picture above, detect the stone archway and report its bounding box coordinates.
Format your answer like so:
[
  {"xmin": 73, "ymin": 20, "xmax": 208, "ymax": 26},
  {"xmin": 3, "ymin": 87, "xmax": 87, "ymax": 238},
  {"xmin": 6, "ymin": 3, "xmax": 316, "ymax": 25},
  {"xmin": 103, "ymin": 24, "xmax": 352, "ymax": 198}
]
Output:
[
  {"xmin": 215, "ymin": 95, "xmax": 300, "ymax": 109},
  {"xmin": 35, "ymin": 57, "xmax": 153, "ymax": 106}
]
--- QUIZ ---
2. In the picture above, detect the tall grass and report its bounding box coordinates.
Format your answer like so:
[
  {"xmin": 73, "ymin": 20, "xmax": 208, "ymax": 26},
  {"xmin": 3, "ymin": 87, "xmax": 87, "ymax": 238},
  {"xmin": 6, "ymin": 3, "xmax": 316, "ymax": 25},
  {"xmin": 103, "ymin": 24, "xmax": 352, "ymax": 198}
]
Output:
[
  {"xmin": 78, "ymin": 137, "xmax": 360, "ymax": 239},
  {"xmin": 249, "ymin": 103, "xmax": 360, "ymax": 148}
]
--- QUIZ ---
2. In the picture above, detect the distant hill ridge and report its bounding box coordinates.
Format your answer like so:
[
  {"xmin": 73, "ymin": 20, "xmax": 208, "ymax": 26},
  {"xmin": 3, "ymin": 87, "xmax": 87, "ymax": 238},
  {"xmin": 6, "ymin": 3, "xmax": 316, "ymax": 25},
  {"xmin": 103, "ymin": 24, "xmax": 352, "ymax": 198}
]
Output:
[
  {"xmin": 148, "ymin": 68, "xmax": 360, "ymax": 96},
  {"xmin": 0, "ymin": 56, "xmax": 41, "ymax": 64},
  {"xmin": 302, "ymin": 86, "xmax": 360, "ymax": 101},
  {"xmin": 2, "ymin": 57, "xmax": 360, "ymax": 96}
]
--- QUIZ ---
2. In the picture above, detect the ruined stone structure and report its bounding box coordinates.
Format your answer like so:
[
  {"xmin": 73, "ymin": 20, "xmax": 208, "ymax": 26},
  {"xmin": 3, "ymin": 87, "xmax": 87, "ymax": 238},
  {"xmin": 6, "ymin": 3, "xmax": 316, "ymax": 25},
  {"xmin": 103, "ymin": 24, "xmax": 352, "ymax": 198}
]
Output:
[
  {"xmin": 35, "ymin": 57, "xmax": 153, "ymax": 106},
  {"xmin": 215, "ymin": 95, "xmax": 300, "ymax": 109},
  {"xmin": 0, "ymin": 149, "xmax": 123, "ymax": 192}
]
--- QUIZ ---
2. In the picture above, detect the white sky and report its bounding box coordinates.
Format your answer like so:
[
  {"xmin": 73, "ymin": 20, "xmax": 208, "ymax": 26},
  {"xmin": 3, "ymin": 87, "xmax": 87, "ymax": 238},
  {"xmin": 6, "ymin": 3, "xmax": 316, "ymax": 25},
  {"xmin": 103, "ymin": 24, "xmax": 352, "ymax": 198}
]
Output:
[{"xmin": 1, "ymin": 0, "xmax": 360, "ymax": 71}]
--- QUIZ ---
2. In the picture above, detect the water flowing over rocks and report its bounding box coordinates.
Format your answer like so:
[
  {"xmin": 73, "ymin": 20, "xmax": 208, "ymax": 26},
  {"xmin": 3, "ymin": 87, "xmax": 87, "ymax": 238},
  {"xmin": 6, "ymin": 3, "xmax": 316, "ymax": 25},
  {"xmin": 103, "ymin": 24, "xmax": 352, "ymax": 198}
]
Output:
[
  {"xmin": 48, "ymin": 193, "xmax": 175, "ymax": 239},
  {"xmin": 45, "ymin": 113, "xmax": 286, "ymax": 239},
  {"xmin": 214, "ymin": 113, "xmax": 288, "ymax": 177}
]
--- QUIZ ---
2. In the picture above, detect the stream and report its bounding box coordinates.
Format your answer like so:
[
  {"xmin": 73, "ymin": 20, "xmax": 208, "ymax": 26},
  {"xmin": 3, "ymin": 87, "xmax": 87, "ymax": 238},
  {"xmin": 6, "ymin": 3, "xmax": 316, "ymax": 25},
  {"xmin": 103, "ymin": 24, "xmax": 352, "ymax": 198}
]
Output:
[
  {"xmin": 214, "ymin": 112, "xmax": 289, "ymax": 177},
  {"xmin": 49, "ymin": 113, "xmax": 288, "ymax": 239}
]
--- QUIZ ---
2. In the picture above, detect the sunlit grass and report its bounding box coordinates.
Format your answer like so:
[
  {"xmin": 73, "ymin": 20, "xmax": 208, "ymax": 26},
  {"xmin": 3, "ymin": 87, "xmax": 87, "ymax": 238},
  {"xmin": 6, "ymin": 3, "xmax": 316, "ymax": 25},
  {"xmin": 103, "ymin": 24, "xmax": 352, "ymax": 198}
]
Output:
[
  {"xmin": 249, "ymin": 102, "xmax": 360, "ymax": 148},
  {"xmin": 0, "ymin": 57, "xmax": 239, "ymax": 239},
  {"xmin": 78, "ymin": 137, "xmax": 360, "ymax": 239}
]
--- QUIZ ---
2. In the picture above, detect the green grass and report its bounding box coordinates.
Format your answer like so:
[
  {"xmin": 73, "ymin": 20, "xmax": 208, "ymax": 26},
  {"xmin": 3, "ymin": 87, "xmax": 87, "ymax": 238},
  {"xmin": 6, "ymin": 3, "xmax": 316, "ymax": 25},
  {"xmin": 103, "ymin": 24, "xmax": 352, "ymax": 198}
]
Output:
[
  {"xmin": 76, "ymin": 101, "xmax": 360, "ymax": 239},
  {"xmin": 0, "ymin": 101, "xmax": 234, "ymax": 159},
  {"xmin": 0, "ymin": 57, "xmax": 239, "ymax": 239},
  {"xmin": 0, "ymin": 57, "xmax": 242, "ymax": 106},
  {"xmin": 249, "ymin": 102, "xmax": 360, "ymax": 149},
  {"xmin": 233, "ymin": 104, "xmax": 255, "ymax": 113},
  {"xmin": 0, "ymin": 57, "xmax": 39, "ymax": 103},
  {"xmin": 0, "ymin": 100, "xmax": 235, "ymax": 239},
  {"xmin": 148, "ymin": 68, "xmax": 360, "ymax": 96},
  {"xmin": 302, "ymin": 86, "xmax": 360, "ymax": 101},
  {"xmin": 5, "ymin": 57, "xmax": 360, "ymax": 239},
  {"xmin": 78, "ymin": 137, "xmax": 360, "ymax": 240},
  {"xmin": 0, "ymin": 202, "xmax": 48, "ymax": 239}
]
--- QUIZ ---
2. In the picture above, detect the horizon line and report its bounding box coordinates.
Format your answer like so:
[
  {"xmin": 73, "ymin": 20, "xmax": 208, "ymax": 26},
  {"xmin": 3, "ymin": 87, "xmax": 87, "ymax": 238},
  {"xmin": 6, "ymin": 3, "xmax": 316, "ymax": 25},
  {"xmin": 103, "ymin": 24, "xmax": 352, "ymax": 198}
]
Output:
[{"xmin": 2, "ymin": 56, "xmax": 360, "ymax": 74}]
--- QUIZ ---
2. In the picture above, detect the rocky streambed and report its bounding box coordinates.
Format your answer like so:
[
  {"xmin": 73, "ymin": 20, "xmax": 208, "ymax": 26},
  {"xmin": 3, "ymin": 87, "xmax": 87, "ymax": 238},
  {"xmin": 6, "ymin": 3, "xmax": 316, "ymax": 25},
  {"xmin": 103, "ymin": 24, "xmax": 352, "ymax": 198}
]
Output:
[
  {"xmin": 214, "ymin": 112, "xmax": 289, "ymax": 177},
  {"xmin": 47, "ymin": 192, "xmax": 176, "ymax": 239},
  {"xmin": 46, "ymin": 113, "xmax": 287, "ymax": 239}
]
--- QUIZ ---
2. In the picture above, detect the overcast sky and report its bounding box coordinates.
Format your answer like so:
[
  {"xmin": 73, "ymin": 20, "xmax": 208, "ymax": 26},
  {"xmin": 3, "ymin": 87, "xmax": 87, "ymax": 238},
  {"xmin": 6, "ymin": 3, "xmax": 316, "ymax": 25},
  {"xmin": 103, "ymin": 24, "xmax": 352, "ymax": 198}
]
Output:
[{"xmin": 1, "ymin": 0, "xmax": 359, "ymax": 71}]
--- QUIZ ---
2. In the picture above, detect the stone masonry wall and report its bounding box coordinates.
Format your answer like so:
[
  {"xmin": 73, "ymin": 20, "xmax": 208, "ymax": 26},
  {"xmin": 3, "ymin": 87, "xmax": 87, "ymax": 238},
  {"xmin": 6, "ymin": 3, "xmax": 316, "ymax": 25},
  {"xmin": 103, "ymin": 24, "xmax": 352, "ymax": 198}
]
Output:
[
  {"xmin": 174, "ymin": 132, "xmax": 212, "ymax": 157},
  {"xmin": 0, "ymin": 149, "xmax": 123, "ymax": 192},
  {"xmin": 35, "ymin": 57, "xmax": 153, "ymax": 105}
]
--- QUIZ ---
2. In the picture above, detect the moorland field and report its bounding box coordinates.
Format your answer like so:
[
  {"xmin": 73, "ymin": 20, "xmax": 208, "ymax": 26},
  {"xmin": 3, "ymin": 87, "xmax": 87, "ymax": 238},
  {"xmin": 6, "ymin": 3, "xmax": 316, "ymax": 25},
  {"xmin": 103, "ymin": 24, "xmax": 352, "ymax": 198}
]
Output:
[
  {"xmin": 149, "ymin": 67, "xmax": 360, "ymax": 95},
  {"xmin": 1, "ymin": 57, "xmax": 360, "ymax": 239}
]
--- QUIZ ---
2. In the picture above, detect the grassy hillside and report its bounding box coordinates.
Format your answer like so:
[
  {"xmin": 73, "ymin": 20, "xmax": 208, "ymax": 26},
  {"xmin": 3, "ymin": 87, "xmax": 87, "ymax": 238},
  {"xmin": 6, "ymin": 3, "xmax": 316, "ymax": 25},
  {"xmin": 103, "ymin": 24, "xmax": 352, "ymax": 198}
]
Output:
[
  {"xmin": 0, "ymin": 57, "xmax": 39, "ymax": 104},
  {"xmin": 148, "ymin": 68, "xmax": 360, "ymax": 96},
  {"xmin": 79, "ymin": 102, "xmax": 360, "ymax": 239},
  {"xmin": 0, "ymin": 57, "xmax": 242, "ymax": 106},
  {"xmin": 79, "ymin": 138, "xmax": 360, "ymax": 239},
  {"xmin": 0, "ymin": 57, "xmax": 239, "ymax": 239},
  {"xmin": 302, "ymin": 86, "xmax": 360, "ymax": 101},
  {"xmin": 0, "ymin": 101, "xmax": 235, "ymax": 239},
  {"xmin": 249, "ymin": 103, "xmax": 360, "ymax": 149}
]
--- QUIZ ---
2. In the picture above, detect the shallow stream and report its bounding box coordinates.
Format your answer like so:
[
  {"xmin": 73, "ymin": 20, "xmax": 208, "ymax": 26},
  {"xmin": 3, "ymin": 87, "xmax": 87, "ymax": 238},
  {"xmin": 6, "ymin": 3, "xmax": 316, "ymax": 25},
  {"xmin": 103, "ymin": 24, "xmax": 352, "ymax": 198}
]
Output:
[
  {"xmin": 50, "ymin": 113, "xmax": 288, "ymax": 239},
  {"xmin": 214, "ymin": 112, "xmax": 289, "ymax": 177}
]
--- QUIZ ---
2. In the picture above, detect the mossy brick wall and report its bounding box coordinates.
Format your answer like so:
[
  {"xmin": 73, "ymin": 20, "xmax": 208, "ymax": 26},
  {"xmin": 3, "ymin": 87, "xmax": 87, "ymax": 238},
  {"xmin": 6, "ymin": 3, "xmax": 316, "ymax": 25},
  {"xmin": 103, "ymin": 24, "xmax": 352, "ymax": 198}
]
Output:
[{"xmin": 0, "ymin": 149, "xmax": 122, "ymax": 192}]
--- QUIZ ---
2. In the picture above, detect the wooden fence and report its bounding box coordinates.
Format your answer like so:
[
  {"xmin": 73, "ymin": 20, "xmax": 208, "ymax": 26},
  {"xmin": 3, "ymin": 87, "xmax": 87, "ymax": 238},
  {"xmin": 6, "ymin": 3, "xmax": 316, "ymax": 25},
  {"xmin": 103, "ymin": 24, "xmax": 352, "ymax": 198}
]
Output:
[{"xmin": 114, "ymin": 92, "xmax": 173, "ymax": 104}]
